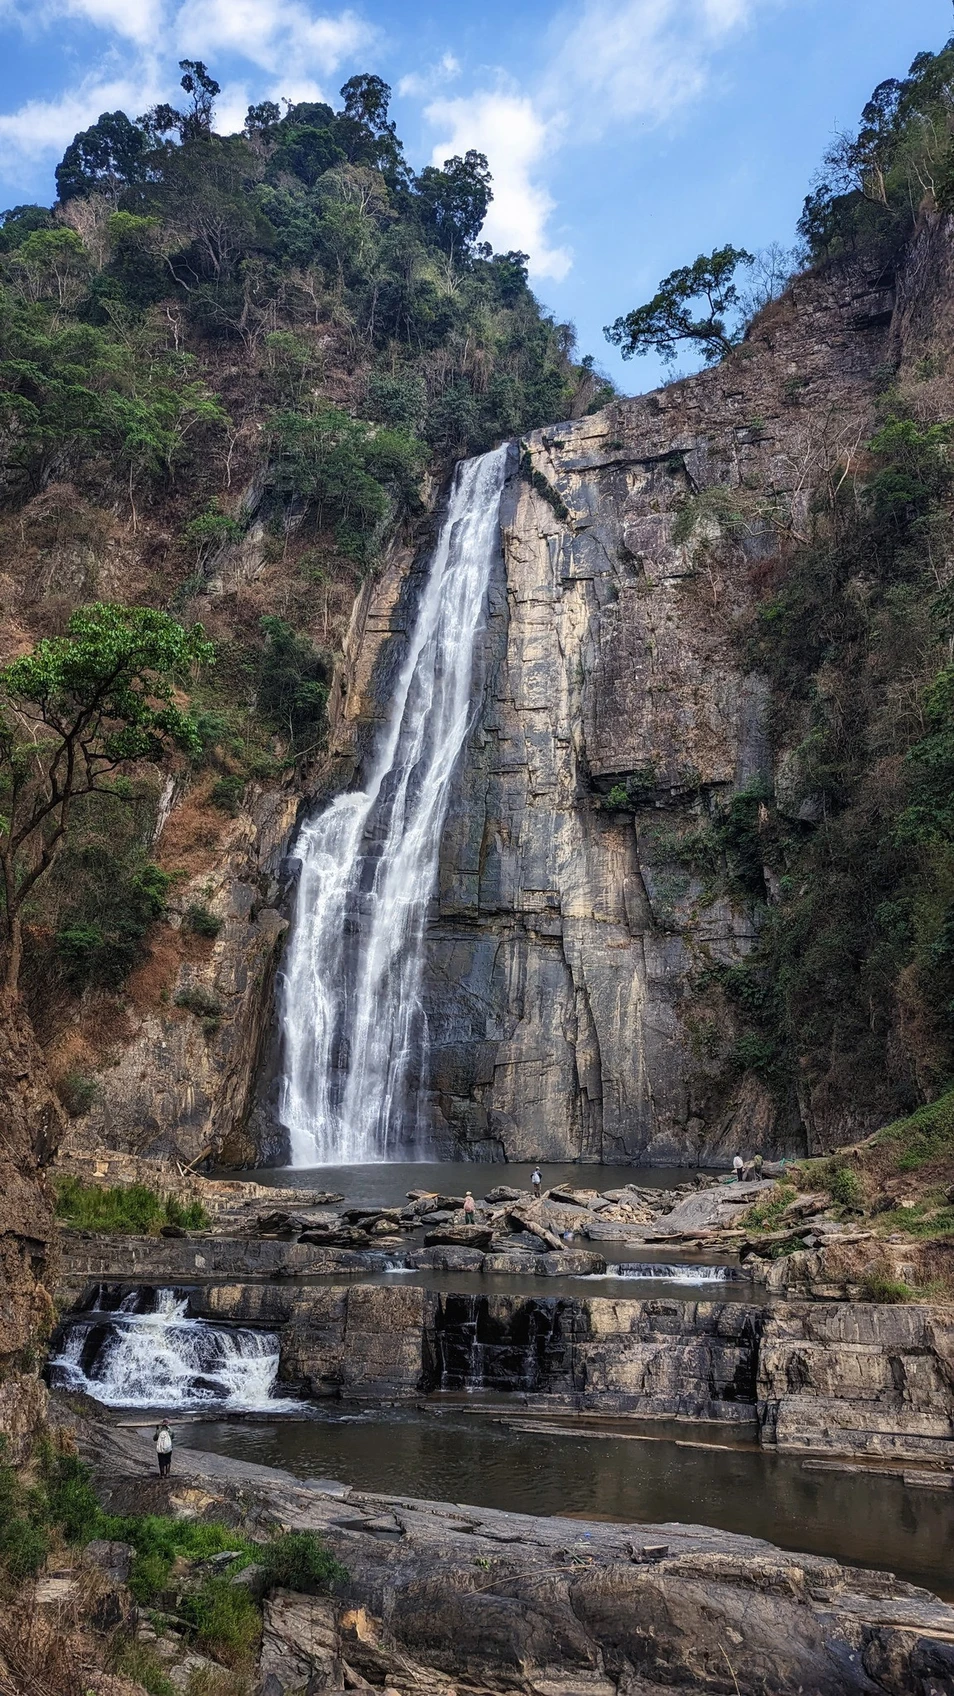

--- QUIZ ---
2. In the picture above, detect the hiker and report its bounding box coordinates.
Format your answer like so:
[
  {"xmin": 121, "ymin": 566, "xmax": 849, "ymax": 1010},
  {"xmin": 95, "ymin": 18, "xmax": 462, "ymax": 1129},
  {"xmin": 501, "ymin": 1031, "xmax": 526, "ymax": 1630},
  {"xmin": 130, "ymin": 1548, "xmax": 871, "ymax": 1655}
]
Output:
[
  {"xmin": 752, "ymin": 1152, "xmax": 764, "ymax": 1178},
  {"xmin": 154, "ymin": 1418, "xmax": 174, "ymax": 1477},
  {"xmin": 531, "ymin": 1168, "xmax": 542, "ymax": 1198},
  {"xmin": 463, "ymin": 1191, "xmax": 476, "ymax": 1224},
  {"xmin": 732, "ymin": 1154, "xmax": 744, "ymax": 1182}
]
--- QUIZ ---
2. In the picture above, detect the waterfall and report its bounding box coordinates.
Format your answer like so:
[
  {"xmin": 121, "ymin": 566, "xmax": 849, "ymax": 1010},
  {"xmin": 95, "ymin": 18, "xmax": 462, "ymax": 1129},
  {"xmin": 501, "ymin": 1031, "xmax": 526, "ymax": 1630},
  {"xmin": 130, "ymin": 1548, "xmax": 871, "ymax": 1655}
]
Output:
[
  {"xmin": 595, "ymin": 1263, "xmax": 734, "ymax": 1283},
  {"xmin": 279, "ymin": 445, "xmax": 508, "ymax": 1167},
  {"xmin": 50, "ymin": 1287, "xmax": 299, "ymax": 1411}
]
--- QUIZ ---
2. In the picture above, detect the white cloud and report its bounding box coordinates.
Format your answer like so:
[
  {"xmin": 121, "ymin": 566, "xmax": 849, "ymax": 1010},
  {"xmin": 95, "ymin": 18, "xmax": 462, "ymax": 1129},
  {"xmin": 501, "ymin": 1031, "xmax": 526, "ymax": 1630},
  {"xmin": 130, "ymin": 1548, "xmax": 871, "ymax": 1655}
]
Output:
[
  {"xmin": 0, "ymin": 73, "xmax": 162, "ymax": 172},
  {"xmin": 425, "ymin": 88, "xmax": 572, "ymax": 282},
  {"xmin": 60, "ymin": 0, "xmax": 162, "ymax": 43},
  {"xmin": 543, "ymin": 0, "xmax": 759, "ymax": 133},
  {"xmin": 174, "ymin": 0, "xmax": 374, "ymax": 80},
  {"xmin": 415, "ymin": 0, "xmax": 764, "ymax": 282},
  {"xmin": 397, "ymin": 52, "xmax": 459, "ymax": 99}
]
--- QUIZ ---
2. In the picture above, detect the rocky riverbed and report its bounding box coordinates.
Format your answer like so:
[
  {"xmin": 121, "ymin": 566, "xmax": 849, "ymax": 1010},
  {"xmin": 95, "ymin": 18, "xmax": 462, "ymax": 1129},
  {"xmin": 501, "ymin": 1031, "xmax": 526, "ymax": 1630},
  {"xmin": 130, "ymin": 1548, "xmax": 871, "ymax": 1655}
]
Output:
[{"xmin": 67, "ymin": 1415, "xmax": 954, "ymax": 1696}]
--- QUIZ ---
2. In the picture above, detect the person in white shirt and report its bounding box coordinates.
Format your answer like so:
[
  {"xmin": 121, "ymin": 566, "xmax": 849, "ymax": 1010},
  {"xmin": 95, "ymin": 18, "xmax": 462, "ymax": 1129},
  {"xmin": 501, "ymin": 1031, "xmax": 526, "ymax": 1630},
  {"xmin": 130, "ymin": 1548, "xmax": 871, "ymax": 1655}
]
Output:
[
  {"xmin": 732, "ymin": 1154, "xmax": 744, "ymax": 1182},
  {"xmin": 531, "ymin": 1168, "xmax": 542, "ymax": 1198}
]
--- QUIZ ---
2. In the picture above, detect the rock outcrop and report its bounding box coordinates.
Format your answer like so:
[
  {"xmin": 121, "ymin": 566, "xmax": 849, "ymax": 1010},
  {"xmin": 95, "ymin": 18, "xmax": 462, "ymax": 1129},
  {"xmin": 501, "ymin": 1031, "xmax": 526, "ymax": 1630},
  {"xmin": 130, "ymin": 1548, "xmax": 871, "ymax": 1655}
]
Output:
[
  {"xmin": 84, "ymin": 1423, "xmax": 954, "ymax": 1696},
  {"xmin": 416, "ymin": 259, "xmax": 895, "ymax": 1165},
  {"xmin": 0, "ymin": 999, "xmax": 58, "ymax": 1456}
]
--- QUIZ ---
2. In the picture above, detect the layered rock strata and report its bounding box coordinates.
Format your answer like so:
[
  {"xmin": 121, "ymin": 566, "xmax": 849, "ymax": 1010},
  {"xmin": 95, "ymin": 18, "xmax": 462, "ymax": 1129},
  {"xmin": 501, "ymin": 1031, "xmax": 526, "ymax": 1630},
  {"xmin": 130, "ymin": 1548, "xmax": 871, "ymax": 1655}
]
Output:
[
  {"xmin": 85, "ymin": 1422, "xmax": 954, "ymax": 1696},
  {"xmin": 54, "ymin": 1270, "xmax": 954, "ymax": 1463}
]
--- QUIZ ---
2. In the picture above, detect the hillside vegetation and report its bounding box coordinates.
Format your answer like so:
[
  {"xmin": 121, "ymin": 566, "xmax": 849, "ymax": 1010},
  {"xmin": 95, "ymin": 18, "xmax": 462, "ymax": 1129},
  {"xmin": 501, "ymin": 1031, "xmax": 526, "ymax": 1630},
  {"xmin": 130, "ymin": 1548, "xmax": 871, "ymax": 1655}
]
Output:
[{"xmin": 0, "ymin": 63, "xmax": 607, "ymax": 1087}]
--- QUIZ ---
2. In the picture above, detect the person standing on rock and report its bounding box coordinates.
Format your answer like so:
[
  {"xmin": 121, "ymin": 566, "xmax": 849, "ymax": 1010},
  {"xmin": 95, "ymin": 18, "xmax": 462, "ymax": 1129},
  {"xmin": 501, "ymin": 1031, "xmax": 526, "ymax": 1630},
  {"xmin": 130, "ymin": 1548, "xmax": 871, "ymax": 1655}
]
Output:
[
  {"xmin": 463, "ymin": 1191, "xmax": 476, "ymax": 1224},
  {"xmin": 732, "ymin": 1154, "xmax": 744, "ymax": 1182},
  {"xmin": 154, "ymin": 1418, "xmax": 174, "ymax": 1477},
  {"xmin": 531, "ymin": 1168, "xmax": 542, "ymax": 1198}
]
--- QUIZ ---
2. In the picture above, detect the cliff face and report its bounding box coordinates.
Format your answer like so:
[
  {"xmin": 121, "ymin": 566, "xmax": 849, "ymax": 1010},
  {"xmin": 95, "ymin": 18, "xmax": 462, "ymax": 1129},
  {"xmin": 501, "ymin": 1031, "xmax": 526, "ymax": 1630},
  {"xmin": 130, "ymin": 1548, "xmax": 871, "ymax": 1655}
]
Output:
[
  {"xmin": 0, "ymin": 1004, "xmax": 57, "ymax": 1456},
  {"xmin": 409, "ymin": 257, "xmax": 896, "ymax": 1163}
]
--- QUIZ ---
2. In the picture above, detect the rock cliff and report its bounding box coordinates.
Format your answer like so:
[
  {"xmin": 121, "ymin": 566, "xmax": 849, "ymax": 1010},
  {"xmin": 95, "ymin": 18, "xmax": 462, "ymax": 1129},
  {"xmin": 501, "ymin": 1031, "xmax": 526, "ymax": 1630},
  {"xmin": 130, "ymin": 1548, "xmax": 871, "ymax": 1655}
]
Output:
[{"xmin": 317, "ymin": 253, "xmax": 898, "ymax": 1165}]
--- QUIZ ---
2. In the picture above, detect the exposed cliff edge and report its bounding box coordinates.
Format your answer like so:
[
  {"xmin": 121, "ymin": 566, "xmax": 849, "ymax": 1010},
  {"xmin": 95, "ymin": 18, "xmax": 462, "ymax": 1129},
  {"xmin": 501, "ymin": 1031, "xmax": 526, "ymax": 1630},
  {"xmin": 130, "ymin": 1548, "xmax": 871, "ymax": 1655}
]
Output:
[
  {"xmin": 46, "ymin": 220, "xmax": 954, "ymax": 1170},
  {"xmin": 291, "ymin": 248, "xmax": 907, "ymax": 1165}
]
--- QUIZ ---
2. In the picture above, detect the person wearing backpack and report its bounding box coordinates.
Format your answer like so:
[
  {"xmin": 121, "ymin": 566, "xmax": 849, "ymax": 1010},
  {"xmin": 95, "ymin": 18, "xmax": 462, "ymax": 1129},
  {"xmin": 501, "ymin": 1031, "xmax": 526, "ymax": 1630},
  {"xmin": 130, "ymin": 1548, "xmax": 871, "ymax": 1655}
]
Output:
[{"xmin": 154, "ymin": 1418, "xmax": 174, "ymax": 1476}]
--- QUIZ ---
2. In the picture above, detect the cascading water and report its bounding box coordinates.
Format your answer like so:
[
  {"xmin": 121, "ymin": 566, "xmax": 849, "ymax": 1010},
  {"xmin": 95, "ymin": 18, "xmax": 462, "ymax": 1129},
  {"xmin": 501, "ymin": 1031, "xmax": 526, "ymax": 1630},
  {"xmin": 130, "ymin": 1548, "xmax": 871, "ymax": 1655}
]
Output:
[
  {"xmin": 50, "ymin": 1287, "xmax": 299, "ymax": 1411},
  {"xmin": 279, "ymin": 445, "xmax": 508, "ymax": 1166}
]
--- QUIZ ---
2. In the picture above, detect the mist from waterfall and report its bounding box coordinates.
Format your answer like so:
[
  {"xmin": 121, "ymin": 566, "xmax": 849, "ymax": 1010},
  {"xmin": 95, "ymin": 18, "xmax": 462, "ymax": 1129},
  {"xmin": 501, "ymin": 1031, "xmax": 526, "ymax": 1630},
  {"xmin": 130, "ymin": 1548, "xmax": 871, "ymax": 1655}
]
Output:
[{"xmin": 278, "ymin": 445, "xmax": 508, "ymax": 1166}]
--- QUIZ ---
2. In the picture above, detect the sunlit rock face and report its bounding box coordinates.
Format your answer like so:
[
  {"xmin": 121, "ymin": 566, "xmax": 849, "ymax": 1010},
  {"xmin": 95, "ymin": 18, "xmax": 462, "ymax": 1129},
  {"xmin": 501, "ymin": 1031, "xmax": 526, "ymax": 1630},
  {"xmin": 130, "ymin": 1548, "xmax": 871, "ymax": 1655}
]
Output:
[{"xmin": 417, "ymin": 259, "xmax": 896, "ymax": 1164}]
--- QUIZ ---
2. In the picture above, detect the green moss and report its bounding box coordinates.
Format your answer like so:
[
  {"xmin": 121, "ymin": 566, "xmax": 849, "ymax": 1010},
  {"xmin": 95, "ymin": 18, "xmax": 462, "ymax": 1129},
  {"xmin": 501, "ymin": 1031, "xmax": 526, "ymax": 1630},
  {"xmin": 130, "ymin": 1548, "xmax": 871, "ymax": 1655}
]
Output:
[
  {"xmin": 519, "ymin": 450, "xmax": 570, "ymax": 522},
  {"xmin": 112, "ymin": 1641, "xmax": 176, "ymax": 1696}
]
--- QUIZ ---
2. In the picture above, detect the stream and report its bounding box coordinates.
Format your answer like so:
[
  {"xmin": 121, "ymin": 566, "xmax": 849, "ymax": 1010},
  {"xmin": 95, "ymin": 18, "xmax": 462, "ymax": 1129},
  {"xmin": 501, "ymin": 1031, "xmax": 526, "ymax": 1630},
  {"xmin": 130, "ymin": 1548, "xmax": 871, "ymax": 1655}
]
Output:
[{"xmin": 178, "ymin": 1408, "xmax": 954, "ymax": 1600}]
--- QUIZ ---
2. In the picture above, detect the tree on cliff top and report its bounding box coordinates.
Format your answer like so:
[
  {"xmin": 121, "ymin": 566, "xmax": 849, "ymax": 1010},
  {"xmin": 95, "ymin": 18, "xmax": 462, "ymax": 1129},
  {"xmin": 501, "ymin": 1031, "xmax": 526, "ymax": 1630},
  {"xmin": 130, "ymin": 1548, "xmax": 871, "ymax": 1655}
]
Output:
[
  {"xmin": 0, "ymin": 603, "xmax": 212, "ymax": 998},
  {"xmin": 604, "ymin": 245, "xmax": 753, "ymax": 365}
]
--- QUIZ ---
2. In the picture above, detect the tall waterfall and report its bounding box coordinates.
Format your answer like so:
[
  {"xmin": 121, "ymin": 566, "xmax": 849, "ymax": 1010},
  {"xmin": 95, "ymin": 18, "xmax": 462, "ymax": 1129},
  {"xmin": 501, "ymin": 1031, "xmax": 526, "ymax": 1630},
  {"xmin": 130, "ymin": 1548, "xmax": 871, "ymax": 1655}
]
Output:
[{"xmin": 279, "ymin": 445, "xmax": 508, "ymax": 1166}]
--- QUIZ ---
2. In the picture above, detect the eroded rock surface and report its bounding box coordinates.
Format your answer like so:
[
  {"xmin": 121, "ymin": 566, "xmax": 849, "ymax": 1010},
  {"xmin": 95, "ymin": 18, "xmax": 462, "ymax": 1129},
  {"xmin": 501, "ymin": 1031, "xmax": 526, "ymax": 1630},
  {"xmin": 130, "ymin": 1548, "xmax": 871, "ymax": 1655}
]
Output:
[{"xmin": 83, "ymin": 1423, "xmax": 954, "ymax": 1696}]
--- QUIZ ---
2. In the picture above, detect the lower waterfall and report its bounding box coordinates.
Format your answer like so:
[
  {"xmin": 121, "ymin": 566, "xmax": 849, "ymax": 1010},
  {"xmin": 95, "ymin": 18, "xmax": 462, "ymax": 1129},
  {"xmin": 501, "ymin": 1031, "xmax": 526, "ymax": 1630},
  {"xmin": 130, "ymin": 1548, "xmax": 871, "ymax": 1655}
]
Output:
[
  {"xmin": 278, "ymin": 444, "xmax": 508, "ymax": 1166},
  {"xmin": 50, "ymin": 1287, "xmax": 298, "ymax": 1411}
]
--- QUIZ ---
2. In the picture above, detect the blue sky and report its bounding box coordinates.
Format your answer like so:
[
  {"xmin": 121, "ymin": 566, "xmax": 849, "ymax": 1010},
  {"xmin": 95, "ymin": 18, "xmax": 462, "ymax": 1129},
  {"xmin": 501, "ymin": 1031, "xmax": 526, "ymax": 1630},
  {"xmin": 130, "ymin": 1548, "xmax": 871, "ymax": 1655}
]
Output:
[{"xmin": 0, "ymin": 0, "xmax": 949, "ymax": 390}]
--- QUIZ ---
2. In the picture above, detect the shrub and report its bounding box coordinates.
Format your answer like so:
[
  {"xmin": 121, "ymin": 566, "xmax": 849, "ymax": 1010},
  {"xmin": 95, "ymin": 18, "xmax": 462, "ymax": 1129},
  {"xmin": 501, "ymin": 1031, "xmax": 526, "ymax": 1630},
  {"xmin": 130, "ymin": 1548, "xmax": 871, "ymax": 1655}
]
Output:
[
  {"xmin": 58, "ymin": 1069, "xmax": 100, "ymax": 1116},
  {"xmin": 258, "ymin": 1530, "xmax": 348, "ymax": 1593},
  {"xmin": 210, "ymin": 775, "xmax": 246, "ymax": 815},
  {"xmin": 186, "ymin": 903, "xmax": 222, "ymax": 939},
  {"xmin": 740, "ymin": 1183, "xmax": 796, "ymax": 1233},
  {"xmin": 53, "ymin": 1177, "xmax": 209, "ymax": 1235},
  {"xmin": 175, "ymin": 985, "xmax": 223, "ymax": 1021},
  {"xmin": 826, "ymin": 1162, "xmax": 864, "ymax": 1211},
  {"xmin": 179, "ymin": 1576, "xmax": 261, "ymax": 1666},
  {"xmin": 861, "ymin": 1272, "xmax": 915, "ymax": 1303}
]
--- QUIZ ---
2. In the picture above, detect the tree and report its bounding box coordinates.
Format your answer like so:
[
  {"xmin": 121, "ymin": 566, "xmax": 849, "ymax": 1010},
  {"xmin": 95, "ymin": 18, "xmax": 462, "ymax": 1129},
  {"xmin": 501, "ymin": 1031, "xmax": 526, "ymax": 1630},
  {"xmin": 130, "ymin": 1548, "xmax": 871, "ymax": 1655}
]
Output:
[
  {"xmin": 178, "ymin": 60, "xmax": 220, "ymax": 140},
  {"xmin": 0, "ymin": 604, "xmax": 213, "ymax": 997},
  {"xmin": 604, "ymin": 245, "xmax": 754, "ymax": 365},
  {"xmin": 55, "ymin": 111, "xmax": 148, "ymax": 203},
  {"xmin": 415, "ymin": 151, "xmax": 492, "ymax": 261}
]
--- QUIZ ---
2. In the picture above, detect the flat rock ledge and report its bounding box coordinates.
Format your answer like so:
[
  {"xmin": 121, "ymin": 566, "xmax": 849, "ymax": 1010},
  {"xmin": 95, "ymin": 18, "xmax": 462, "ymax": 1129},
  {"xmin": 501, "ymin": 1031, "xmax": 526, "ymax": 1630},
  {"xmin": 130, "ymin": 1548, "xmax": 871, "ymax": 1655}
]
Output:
[{"xmin": 83, "ymin": 1422, "xmax": 954, "ymax": 1696}]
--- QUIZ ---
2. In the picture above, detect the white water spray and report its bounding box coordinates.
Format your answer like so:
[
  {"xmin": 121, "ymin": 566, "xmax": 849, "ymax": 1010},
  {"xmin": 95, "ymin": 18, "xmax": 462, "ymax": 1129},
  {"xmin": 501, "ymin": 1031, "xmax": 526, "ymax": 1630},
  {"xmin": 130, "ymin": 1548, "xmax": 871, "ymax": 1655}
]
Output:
[
  {"xmin": 279, "ymin": 446, "xmax": 508, "ymax": 1166},
  {"xmin": 51, "ymin": 1288, "xmax": 299, "ymax": 1411}
]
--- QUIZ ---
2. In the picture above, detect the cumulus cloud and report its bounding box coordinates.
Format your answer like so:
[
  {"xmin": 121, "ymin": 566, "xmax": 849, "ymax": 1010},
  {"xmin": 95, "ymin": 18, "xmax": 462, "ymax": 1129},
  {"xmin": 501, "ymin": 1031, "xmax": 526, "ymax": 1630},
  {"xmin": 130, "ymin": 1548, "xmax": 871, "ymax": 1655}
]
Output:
[
  {"xmin": 416, "ymin": 0, "xmax": 764, "ymax": 281},
  {"xmin": 425, "ymin": 87, "xmax": 571, "ymax": 281}
]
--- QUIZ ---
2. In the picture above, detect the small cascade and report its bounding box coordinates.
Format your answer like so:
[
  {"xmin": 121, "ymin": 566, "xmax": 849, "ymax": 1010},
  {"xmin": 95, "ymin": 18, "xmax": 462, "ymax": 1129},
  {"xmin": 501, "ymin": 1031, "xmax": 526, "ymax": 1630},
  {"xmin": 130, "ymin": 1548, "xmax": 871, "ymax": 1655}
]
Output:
[
  {"xmin": 429, "ymin": 1295, "xmax": 577, "ymax": 1395},
  {"xmin": 50, "ymin": 1286, "xmax": 299, "ymax": 1412},
  {"xmin": 597, "ymin": 1263, "xmax": 736, "ymax": 1284}
]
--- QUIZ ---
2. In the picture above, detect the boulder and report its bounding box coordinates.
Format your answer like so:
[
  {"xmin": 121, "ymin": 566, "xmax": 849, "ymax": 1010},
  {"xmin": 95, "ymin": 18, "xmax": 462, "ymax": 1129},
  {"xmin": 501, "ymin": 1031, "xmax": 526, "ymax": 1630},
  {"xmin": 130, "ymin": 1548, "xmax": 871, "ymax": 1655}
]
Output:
[
  {"xmin": 406, "ymin": 1246, "xmax": 486, "ymax": 1272},
  {"xmin": 423, "ymin": 1224, "xmax": 494, "ymax": 1250},
  {"xmin": 484, "ymin": 1185, "xmax": 523, "ymax": 1202},
  {"xmin": 260, "ymin": 1589, "xmax": 342, "ymax": 1691}
]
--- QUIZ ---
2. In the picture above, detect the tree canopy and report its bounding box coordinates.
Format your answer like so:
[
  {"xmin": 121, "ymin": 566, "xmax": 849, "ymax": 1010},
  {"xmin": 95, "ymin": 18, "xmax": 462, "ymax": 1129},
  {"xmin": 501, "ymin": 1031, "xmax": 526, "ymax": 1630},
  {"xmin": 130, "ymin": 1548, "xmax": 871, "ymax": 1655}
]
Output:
[
  {"xmin": 604, "ymin": 245, "xmax": 754, "ymax": 365},
  {"xmin": 0, "ymin": 604, "xmax": 212, "ymax": 994}
]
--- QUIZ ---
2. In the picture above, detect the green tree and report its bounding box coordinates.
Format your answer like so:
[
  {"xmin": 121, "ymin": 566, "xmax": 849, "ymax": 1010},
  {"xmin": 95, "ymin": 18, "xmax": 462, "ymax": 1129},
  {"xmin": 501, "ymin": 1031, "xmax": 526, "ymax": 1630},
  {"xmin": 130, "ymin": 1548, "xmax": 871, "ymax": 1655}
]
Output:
[
  {"xmin": 54, "ymin": 111, "xmax": 149, "ymax": 203},
  {"xmin": 415, "ymin": 151, "xmax": 493, "ymax": 261},
  {"xmin": 0, "ymin": 604, "xmax": 212, "ymax": 996},
  {"xmin": 604, "ymin": 245, "xmax": 754, "ymax": 365}
]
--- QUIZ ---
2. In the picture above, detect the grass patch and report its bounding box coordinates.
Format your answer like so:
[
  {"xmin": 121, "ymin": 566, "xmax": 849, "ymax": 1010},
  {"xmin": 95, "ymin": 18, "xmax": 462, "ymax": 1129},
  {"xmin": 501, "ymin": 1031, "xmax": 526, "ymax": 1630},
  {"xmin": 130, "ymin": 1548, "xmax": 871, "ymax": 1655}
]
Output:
[
  {"xmin": 739, "ymin": 1183, "xmax": 796, "ymax": 1232},
  {"xmin": 54, "ymin": 1176, "xmax": 209, "ymax": 1235},
  {"xmin": 179, "ymin": 1577, "xmax": 261, "ymax": 1667},
  {"xmin": 112, "ymin": 1641, "xmax": 176, "ymax": 1696},
  {"xmin": 874, "ymin": 1195, "xmax": 954, "ymax": 1238},
  {"xmin": 258, "ymin": 1530, "xmax": 348, "ymax": 1593},
  {"xmin": 860, "ymin": 1272, "xmax": 916, "ymax": 1303},
  {"xmin": 875, "ymin": 1086, "xmax": 954, "ymax": 1173}
]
